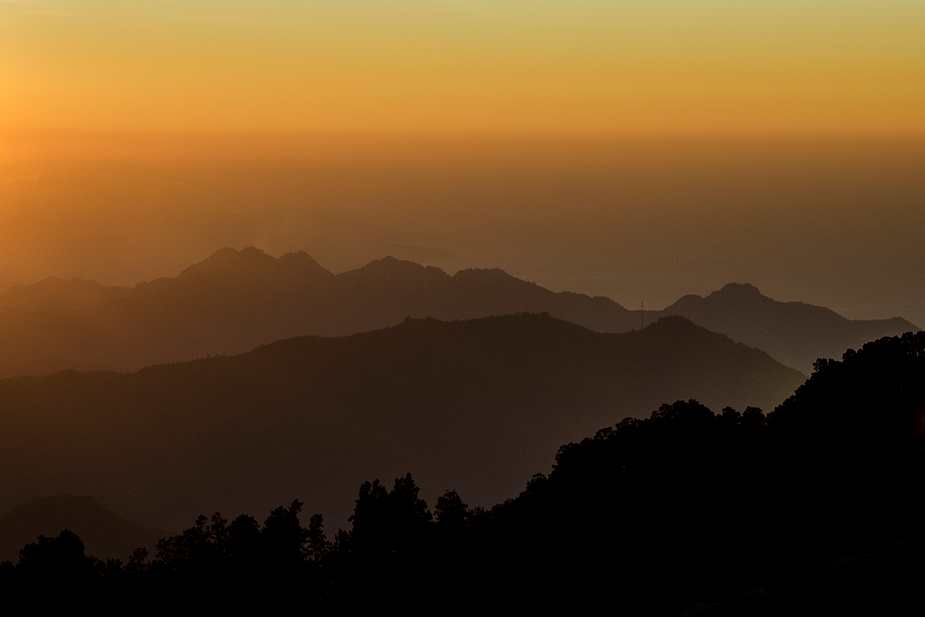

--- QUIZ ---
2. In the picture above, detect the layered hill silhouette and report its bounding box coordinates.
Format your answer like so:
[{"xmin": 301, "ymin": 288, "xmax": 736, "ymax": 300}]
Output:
[
  {"xmin": 4, "ymin": 331, "xmax": 924, "ymax": 612},
  {"xmin": 0, "ymin": 247, "xmax": 638, "ymax": 377},
  {"xmin": 0, "ymin": 277, "xmax": 130, "ymax": 312},
  {"xmin": 0, "ymin": 247, "xmax": 914, "ymax": 377},
  {"xmin": 0, "ymin": 313, "xmax": 802, "ymax": 533},
  {"xmin": 655, "ymin": 283, "xmax": 919, "ymax": 373}
]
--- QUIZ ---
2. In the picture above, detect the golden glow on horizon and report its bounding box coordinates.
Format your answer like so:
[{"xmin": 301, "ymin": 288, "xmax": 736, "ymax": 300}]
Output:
[{"xmin": 1, "ymin": 1, "xmax": 923, "ymax": 137}]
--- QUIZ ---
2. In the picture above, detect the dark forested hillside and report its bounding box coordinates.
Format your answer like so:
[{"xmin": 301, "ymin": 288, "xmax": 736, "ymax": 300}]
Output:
[
  {"xmin": 0, "ymin": 313, "xmax": 801, "ymax": 532},
  {"xmin": 0, "ymin": 496, "xmax": 165, "ymax": 564},
  {"xmin": 3, "ymin": 331, "xmax": 923, "ymax": 613},
  {"xmin": 486, "ymin": 330, "xmax": 925, "ymax": 613}
]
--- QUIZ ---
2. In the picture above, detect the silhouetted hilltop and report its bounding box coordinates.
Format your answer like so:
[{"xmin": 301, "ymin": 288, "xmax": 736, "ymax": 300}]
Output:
[
  {"xmin": 658, "ymin": 282, "xmax": 919, "ymax": 372},
  {"xmin": 0, "ymin": 277, "xmax": 130, "ymax": 311},
  {"xmin": 134, "ymin": 246, "xmax": 334, "ymax": 296},
  {"xmin": 0, "ymin": 313, "xmax": 802, "ymax": 532},
  {"xmin": 448, "ymin": 267, "xmax": 631, "ymax": 331},
  {"xmin": 0, "ymin": 248, "xmax": 636, "ymax": 377},
  {"xmin": 0, "ymin": 495, "xmax": 165, "ymax": 563},
  {"xmin": 175, "ymin": 246, "xmax": 334, "ymax": 285},
  {"xmin": 487, "ymin": 329, "xmax": 925, "ymax": 613},
  {"xmin": 5, "ymin": 331, "xmax": 924, "ymax": 611},
  {"xmin": 0, "ymin": 249, "xmax": 915, "ymax": 377}
]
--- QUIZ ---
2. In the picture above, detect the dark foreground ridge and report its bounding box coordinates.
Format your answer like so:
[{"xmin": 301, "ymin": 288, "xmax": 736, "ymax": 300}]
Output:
[{"xmin": 3, "ymin": 330, "xmax": 924, "ymax": 613}]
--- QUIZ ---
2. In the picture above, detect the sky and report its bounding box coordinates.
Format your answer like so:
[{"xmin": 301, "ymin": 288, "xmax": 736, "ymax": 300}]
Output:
[
  {"xmin": 3, "ymin": 1, "xmax": 924, "ymax": 135},
  {"xmin": 1, "ymin": 1, "xmax": 924, "ymax": 325}
]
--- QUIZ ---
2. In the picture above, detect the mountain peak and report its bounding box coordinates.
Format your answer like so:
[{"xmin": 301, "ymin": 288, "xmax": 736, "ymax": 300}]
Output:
[
  {"xmin": 178, "ymin": 247, "xmax": 332, "ymax": 282},
  {"xmin": 700, "ymin": 283, "xmax": 771, "ymax": 307},
  {"xmin": 180, "ymin": 246, "xmax": 271, "ymax": 276},
  {"xmin": 714, "ymin": 282, "xmax": 763, "ymax": 297},
  {"xmin": 277, "ymin": 250, "xmax": 335, "ymax": 279},
  {"xmin": 342, "ymin": 256, "xmax": 448, "ymax": 282}
]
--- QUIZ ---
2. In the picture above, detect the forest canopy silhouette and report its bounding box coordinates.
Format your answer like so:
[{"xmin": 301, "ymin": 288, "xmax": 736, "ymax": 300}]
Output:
[{"xmin": 3, "ymin": 330, "xmax": 924, "ymax": 613}]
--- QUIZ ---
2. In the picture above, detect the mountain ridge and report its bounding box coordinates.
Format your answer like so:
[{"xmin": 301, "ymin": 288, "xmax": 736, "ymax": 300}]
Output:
[
  {"xmin": 0, "ymin": 247, "xmax": 916, "ymax": 376},
  {"xmin": 0, "ymin": 312, "xmax": 803, "ymax": 533},
  {"xmin": 656, "ymin": 281, "xmax": 919, "ymax": 372}
]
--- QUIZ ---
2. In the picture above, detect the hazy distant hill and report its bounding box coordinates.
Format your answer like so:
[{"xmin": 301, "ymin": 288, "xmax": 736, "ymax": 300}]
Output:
[
  {"xmin": 0, "ymin": 278, "xmax": 17, "ymax": 294},
  {"xmin": 656, "ymin": 283, "xmax": 919, "ymax": 373},
  {"xmin": 0, "ymin": 277, "xmax": 130, "ymax": 312},
  {"xmin": 0, "ymin": 248, "xmax": 915, "ymax": 377},
  {"xmin": 0, "ymin": 313, "xmax": 802, "ymax": 534},
  {"xmin": 0, "ymin": 247, "xmax": 638, "ymax": 377},
  {"xmin": 0, "ymin": 495, "xmax": 165, "ymax": 563}
]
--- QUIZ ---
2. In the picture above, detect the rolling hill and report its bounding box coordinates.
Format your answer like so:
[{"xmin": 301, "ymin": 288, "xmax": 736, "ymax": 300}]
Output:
[
  {"xmin": 0, "ymin": 247, "xmax": 915, "ymax": 377},
  {"xmin": 656, "ymin": 283, "xmax": 918, "ymax": 373},
  {"xmin": 0, "ymin": 313, "xmax": 802, "ymax": 534}
]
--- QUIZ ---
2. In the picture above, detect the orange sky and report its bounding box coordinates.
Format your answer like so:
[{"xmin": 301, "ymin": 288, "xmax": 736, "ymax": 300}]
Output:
[
  {"xmin": 2, "ymin": 1, "xmax": 924, "ymax": 138},
  {"xmin": 1, "ymin": 2, "xmax": 924, "ymax": 327}
]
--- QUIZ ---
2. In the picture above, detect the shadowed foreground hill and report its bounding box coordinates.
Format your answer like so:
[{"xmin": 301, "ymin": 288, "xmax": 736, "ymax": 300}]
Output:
[
  {"xmin": 485, "ymin": 330, "xmax": 925, "ymax": 613},
  {"xmin": 658, "ymin": 282, "xmax": 919, "ymax": 373},
  {"xmin": 0, "ymin": 313, "xmax": 802, "ymax": 532},
  {"xmin": 0, "ymin": 496, "xmax": 165, "ymax": 564},
  {"xmin": 3, "ymin": 331, "xmax": 923, "ymax": 613}
]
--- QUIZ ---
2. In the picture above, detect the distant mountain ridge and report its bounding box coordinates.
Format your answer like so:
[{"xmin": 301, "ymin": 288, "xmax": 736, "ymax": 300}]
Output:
[
  {"xmin": 0, "ymin": 312, "xmax": 803, "ymax": 534},
  {"xmin": 0, "ymin": 277, "xmax": 130, "ymax": 311},
  {"xmin": 0, "ymin": 248, "xmax": 639, "ymax": 376},
  {"xmin": 0, "ymin": 247, "xmax": 916, "ymax": 376},
  {"xmin": 654, "ymin": 282, "xmax": 919, "ymax": 373}
]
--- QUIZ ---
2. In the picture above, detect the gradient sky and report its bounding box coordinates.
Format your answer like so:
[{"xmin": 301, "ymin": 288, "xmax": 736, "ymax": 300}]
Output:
[
  {"xmin": 3, "ymin": 0, "xmax": 924, "ymax": 136},
  {"xmin": 1, "ymin": 2, "xmax": 924, "ymax": 327}
]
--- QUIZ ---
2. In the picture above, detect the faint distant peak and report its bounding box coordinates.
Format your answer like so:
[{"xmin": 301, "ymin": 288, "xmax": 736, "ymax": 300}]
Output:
[
  {"xmin": 451, "ymin": 267, "xmax": 539, "ymax": 289},
  {"xmin": 340, "ymin": 256, "xmax": 448, "ymax": 282},
  {"xmin": 0, "ymin": 276, "xmax": 130, "ymax": 311},
  {"xmin": 365, "ymin": 255, "xmax": 427, "ymax": 270},
  {"xmin": 667, "ymin": 282, "xmax": 773, "ymax": 310},
  {"xmin": 180, "ymin": 246, "xmax": 271, "ymax": 275},
  {"xmin": 178, "ymin": 246, "xmax": 333, "ymax": 282},
  {"xmin": 722, "ymin": 282, "xmax": 760, "ymax": 293},
  {"xmin": 277, "ymin": 250, "xmax": 335, "ymax": 278},
  {"xmin": 662, "ymin": 284, "xmax": 772, "ymax": 318},
  {"xmin": 711, "ymin": 282, "xmax": 764, "ymax": 299},
  {"xmin": 705, "ymin": 283, "xmax": 843, "ymax": 318}
]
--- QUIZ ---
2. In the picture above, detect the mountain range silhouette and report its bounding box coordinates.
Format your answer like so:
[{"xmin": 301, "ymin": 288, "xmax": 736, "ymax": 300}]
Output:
[
  {"xmin": 659, "ymin": 282, "xmax": 917, "ymax": 372},
  {"xmin": 0, "ymin": 247, "xmax": 916, "ymax": 376},
  {"xmin": 0, "ymin": 312, "xmax": 802, "ymax": 533}
]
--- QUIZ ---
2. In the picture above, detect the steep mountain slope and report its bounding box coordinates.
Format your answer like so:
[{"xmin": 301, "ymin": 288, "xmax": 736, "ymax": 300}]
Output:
[
  {"xmin": 0, "ymin": 314, "xmax": 803, "ymax": 534},
  {"xmin": 657, "ymin": 283, "xmax": 919, "ymax": 373}
]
